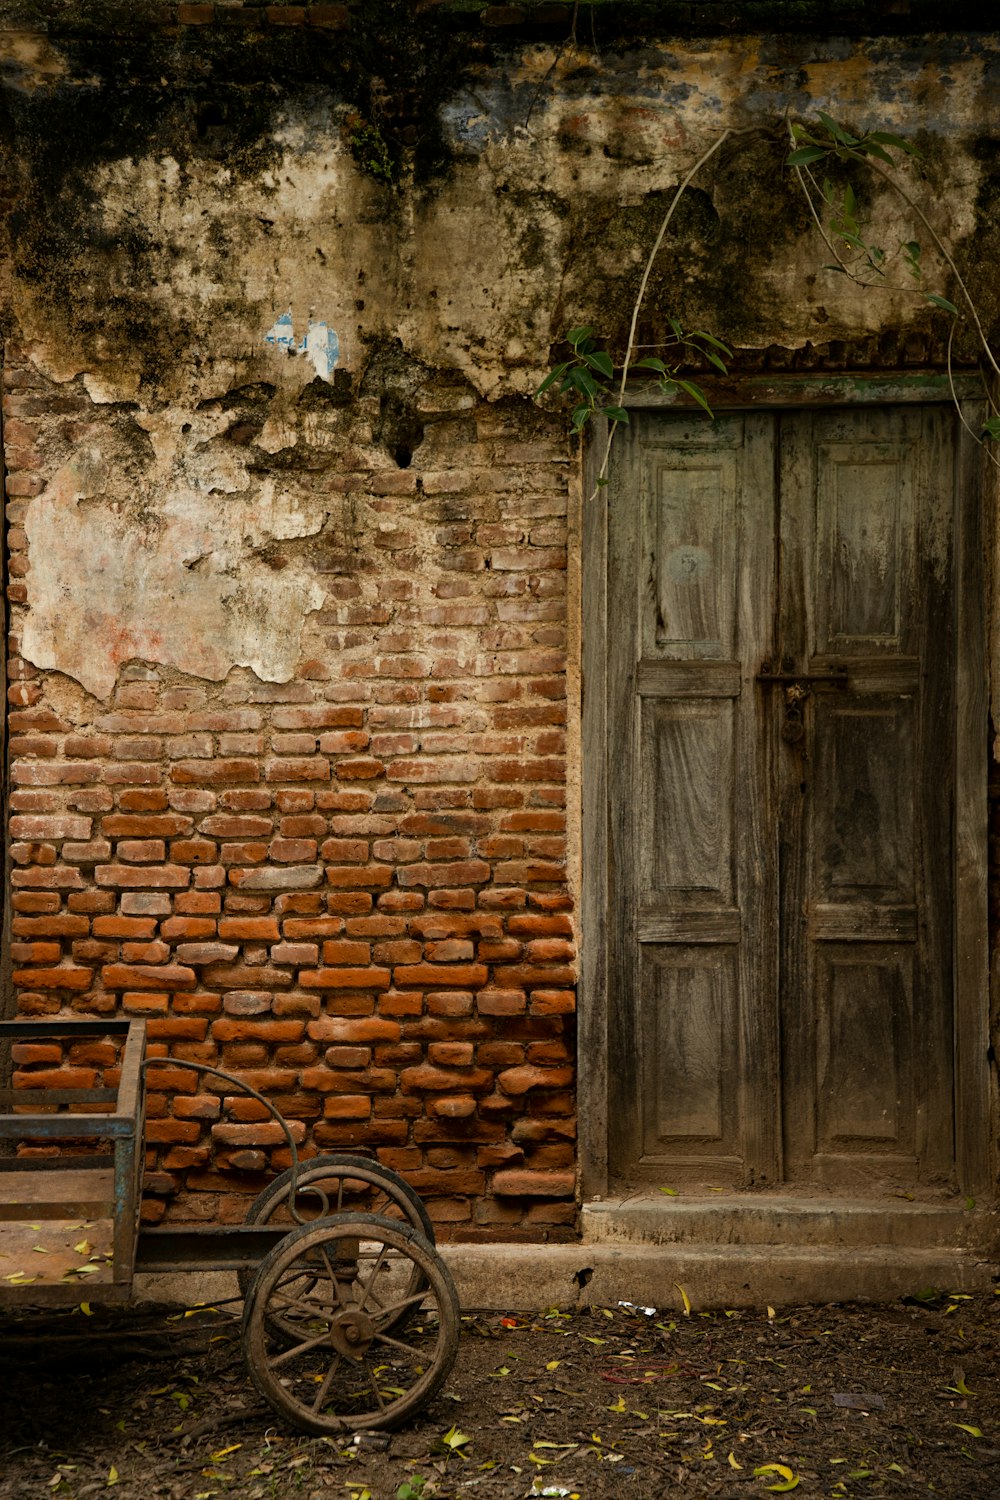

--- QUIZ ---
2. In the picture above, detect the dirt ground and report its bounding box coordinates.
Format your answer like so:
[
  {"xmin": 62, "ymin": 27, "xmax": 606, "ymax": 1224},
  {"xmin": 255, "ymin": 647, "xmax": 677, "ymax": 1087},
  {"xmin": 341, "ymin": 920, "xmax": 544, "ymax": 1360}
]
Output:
[{"xmin": 2, "ymin": 1288, "xmax": 999, "ymax": 1500}]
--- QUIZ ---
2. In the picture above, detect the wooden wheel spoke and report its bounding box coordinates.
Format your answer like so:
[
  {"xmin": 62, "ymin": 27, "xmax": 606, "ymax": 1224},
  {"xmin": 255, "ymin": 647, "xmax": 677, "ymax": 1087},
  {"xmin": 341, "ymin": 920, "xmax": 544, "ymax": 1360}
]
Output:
[
  {"xmin": 366, "ymin": 1363, "xmax": 388, "ymax": 1412},
  {"xmin": 268, "ymin": 1328, "xmax": 334, "ymax": 1368},
  {"xmin": 370, "ymin": 1328, "xmax": 426, "ymax": 1360},
  {"xmin": 318, "ymin": 1244, "xmax": 355, "ymax": 1306},
  {"xmin": 309, "ymin": 1352, "xmax": 343, "ymax": 1414},
  {"xmin": 372, "ymin": 1289, "xmax": 426, "ymax": 1322},
  {"xmin": 355, "ymin": 1243, "xmax": 392, "ymax": 1312},
  {"xmin": 269, "ymin": 1275, "xmax": 337, "ymax": 1319}
]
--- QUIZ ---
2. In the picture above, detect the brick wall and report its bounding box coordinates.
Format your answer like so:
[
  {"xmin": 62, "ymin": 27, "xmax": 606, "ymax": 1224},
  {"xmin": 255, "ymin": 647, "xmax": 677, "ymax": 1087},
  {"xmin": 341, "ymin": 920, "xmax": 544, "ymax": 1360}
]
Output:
[{"xmin": 2, "ymin": 347, "xmax": 580, "ymax": 1242}]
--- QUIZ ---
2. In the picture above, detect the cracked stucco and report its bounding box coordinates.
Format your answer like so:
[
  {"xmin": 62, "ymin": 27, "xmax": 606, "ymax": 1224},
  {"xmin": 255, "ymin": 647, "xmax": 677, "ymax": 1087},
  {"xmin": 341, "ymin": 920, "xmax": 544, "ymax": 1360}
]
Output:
[
  {"xmin": 22, "ymin": 414, "xmax": 326, "ymax": 701},
  {"xmin": 6, "ymin": 33, "xmax": 999, "ymax": 698}
]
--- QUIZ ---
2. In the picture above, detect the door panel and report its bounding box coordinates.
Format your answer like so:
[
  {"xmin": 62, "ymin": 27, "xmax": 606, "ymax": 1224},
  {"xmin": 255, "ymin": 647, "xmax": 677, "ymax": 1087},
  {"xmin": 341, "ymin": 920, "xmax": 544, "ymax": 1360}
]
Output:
[
  {"xmin": 778, "ymin": 407, "xmax": 954, "ymax": 1184},
  {"xmin": 608, "ymin": 413, "xmax": 777, "ymax": 1186},
  {"xmin": 607, "ymin": 405, "xmax": 956, "ymax": 1191}
]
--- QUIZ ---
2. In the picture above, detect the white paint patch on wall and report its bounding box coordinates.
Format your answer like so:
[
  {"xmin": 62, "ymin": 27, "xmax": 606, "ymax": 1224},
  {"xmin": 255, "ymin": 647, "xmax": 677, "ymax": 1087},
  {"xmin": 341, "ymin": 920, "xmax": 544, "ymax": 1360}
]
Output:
[
  {"xmin": 264, "ymin": 310, "xmax": 340, "ymax": 381},
  {"xmin": 21, "ymin": 424, "xmax": 327, "ymax": 701}
]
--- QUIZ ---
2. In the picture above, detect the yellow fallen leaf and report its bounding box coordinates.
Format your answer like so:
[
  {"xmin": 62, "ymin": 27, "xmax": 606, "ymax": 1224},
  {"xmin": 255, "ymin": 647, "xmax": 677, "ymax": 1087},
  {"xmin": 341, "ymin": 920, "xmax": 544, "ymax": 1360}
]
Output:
[
  {"xmin": 209, "ymin": 1444, "xmax": 242, "ymax": 1462},
  {"xmin": 754, "ymin": 1463, "xmax": 799, "ymax": 1492},
  {"xmin": 767, "ymin": 1305, "xmax": 776, "ymax": 1319},
  {"xmin": 675, "ymin": 1283, "xmax": 692, "ymax": 1316},
  {"xmin": 6, "ymin": 1272, "xmax": 35, "ymax": 1284},
  {"xmin": 32, "ymin": 1246, "xmax": 50, "ymax": 1254},
  {"xmin": 608, "ymin": 1395, "xmax": 627, "ymax": 1413},
  {"xmin": 74, "ymin": 1241, "xmax": 91, "ymax": 1256},
  {"xmin": 955, "ymin": 1424, "xmax": 984, "ymax": 1438},
  {"xmin": 107, "ymin": 1466, "xmax": 118, "ymax": 1487},
  {"xmin": 728, "ymin": 1451, "xmax": 744, "ymax": 1470},
  {"xmin": 545, "ymin": 1360, "xmax": 561, "ymax": 1370},
  {"xmin": 79, "ymin": 1303, "xmax": 93, "ymax": 1316}
]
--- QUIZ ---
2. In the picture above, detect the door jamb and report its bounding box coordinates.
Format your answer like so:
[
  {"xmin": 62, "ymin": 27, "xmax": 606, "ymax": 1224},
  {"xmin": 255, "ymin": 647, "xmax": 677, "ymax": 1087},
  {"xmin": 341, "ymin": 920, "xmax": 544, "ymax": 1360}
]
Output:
[{"xmin": 578, "ymin": 374, "xmax": 994, "ymax": 1201}]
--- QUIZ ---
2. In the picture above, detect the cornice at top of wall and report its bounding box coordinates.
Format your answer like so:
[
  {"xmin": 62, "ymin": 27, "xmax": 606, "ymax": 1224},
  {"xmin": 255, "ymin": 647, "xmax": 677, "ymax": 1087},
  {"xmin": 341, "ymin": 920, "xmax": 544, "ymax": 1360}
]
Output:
[{"xmin": 0, "ymin": 0, "xmax": 992, "ymax": 40}]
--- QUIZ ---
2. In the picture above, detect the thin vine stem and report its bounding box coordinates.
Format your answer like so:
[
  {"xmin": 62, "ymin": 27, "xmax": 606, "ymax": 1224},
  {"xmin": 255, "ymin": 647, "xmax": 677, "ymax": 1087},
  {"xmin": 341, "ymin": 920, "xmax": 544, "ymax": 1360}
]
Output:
[
  {"xmin": 589, "ymin": 128, "xmax": 736, "ymax": 502},
  {"xmin": 946, "ymin": 321, "xmax": 1000, "ymax": 471},
  {"xmin": 851, "ymin": 148, "xmax": 1000, "ymax": 384}
]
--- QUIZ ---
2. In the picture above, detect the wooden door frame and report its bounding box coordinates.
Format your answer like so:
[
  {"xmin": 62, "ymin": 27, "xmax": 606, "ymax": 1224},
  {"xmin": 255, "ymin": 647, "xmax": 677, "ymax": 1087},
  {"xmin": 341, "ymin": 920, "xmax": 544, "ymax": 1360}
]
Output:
[{"xmin": 579, "ymin": 374, "xmax": 995, "ymax": 1201}]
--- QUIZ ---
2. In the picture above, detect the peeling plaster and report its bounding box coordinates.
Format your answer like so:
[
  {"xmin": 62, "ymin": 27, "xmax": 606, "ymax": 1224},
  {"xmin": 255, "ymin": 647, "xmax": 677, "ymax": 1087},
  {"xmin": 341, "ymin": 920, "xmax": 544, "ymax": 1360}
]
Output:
[
  {"xmin": 7, "ymin": 32, "xmax": 1000, "ymax": 695},
  {"xmin": 9, "ymin": 40, "xmax": 991, "ymax": 407},
  {"xmin": 264, "ymin": 310, "xmax": 340, "ymax": 381},
  {"xmin": 21, "ymin": 419, "xmax": 327, "ymax": 700}
]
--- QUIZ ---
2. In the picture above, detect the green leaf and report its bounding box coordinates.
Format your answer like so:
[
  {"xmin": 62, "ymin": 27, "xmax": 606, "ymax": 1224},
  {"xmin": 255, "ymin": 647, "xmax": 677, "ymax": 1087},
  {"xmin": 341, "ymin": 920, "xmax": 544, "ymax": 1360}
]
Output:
[
  {"xmin": 816, "ymin": 111, "xmax": 858, "ymax": 146},
  {"xmin": 869, "ymin": 130, "xmax": 923, "ymax": 158},
  {"xmin": 672, "ymin": 378, "xmax": 714, "ymax": 416},
  {"xmin": 584, "ymin": 349, "xmax": 614, "ymax": 378},
  {"xmin": 634, "ymin": 356, "xmax": 668, "ymax": 374},
  {"xmin": 568, "ymin": 367, "xmax": 601, "ymax": 398},
  {"xmin": 703, "ymin": 350, "xmax": 729, "ymax": 374},
  {"xmin": 982, "ymin": 417, "xmax": 1000, "ymax": 441},
  {"xmin": 571, "ymin": 405, "xmax": 591, "ymax": 432},
  {"xmin": 787, "ymin": 146, "xmax": 828, "ymax": 167},
  {"xmin": 566, "ymin": 325, "xmax": 593, "ymax": 348},
  {"xmin": 535, "ymin": 363, "xmax": 570, "ymax": 397},
  {"xmin": 924, "ymin": 293, "xmax": 960, "ymax": 315},
  {"xmin": 691, "ymin": 330, "xmax": 733, "ymax": 355},
  {"xmin": 857, "ymin": 141, "xmax": 896, "ymax": 166},
  {"xmin": 822, "ymin": 263, "xmax": 849, "ymax": 274},
  {"xmin": 602, "ymin": 406, "xmax": 630, "ymax": 423},
  {"xmin": 667, "ymin": 315, "xmax": 684, "ymax": 339},
  {"xmin": 902, "ymin": 240, "xmax": 921, "ymax": 259},
  {"xmin": 753, "ymin": 1462, "xmax": 800, "ymax": 1491}
]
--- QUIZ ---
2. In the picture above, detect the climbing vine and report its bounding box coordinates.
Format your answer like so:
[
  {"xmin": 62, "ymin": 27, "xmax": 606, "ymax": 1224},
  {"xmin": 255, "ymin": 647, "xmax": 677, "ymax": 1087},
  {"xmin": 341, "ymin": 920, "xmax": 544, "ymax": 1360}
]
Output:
[{"xmin": 537, "ymin": 113, "xmax": 1000, "ymax": 485}]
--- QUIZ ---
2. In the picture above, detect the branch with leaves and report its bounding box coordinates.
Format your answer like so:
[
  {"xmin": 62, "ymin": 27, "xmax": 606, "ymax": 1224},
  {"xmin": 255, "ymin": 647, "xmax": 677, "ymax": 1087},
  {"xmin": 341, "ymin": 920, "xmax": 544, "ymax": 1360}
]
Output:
[
  {"xmin": 537, "ymin": 111, "xmax": 1000, "ymax": 487},
  {"xmin": 787, "ymin": 112, "xmax": 1000, "ymax": 449},
  {"xmin": 536, "ymin": 321, "xmax": 731, "ymax": 433}
]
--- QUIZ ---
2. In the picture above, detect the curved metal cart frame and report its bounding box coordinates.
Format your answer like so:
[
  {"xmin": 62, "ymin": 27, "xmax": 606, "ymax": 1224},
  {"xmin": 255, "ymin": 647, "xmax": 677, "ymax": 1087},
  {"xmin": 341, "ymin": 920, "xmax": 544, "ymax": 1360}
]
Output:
[{"xmin": 0, "ymin": 1017, "xmax": 460, "ymax": 1434}]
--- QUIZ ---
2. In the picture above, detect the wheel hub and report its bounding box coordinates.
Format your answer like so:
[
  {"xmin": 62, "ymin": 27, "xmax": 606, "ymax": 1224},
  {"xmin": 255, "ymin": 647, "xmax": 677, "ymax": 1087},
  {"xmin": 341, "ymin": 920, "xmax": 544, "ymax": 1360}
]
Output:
[{"xmin": 329, "ymin": 1307, "xmax": 375, "ymax": 1359}]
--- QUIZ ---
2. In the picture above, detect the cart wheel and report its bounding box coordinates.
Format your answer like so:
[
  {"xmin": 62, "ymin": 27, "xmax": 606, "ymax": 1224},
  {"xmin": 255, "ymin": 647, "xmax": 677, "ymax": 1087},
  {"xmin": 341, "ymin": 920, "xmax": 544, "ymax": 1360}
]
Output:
[
  {"xmin": 245, "ymin": 1154, "xmax": 434, "ymax": 1241},
  {"xmin": 241, "ymin": 1213, "xmax": 460, "ymax": 1435},
  {"xmin": 238, "ymin": 1154, "xmax": 435, "ymax": 1317}
]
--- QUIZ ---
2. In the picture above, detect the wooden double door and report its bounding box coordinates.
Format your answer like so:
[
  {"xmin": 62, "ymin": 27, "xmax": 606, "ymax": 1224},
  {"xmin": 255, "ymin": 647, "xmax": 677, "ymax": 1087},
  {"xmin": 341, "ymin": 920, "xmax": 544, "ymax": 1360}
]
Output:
[{"xmin": 606, "ymin": 404, "xmax": 967, "ymax": 1191}]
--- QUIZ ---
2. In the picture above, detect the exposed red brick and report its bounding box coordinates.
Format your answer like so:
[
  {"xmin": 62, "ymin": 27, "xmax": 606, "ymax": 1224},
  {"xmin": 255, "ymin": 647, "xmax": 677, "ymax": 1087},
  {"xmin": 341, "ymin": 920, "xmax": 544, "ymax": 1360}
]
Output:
[
  {"xmin": 171, "ymin": 759, "xmax": 260, "ymax": 784},
  {"xmin": 299, "ymin": 966, "xmax": 391, "ymax": 989},
  {"xmin": 11, "ymin": 966, "xmax": 92, "ymax": 990},
  {"xmin": 103, "ymin": 964, "xmax": 197, "ymax": 990},
  {"xmin": 491, "ymin": 1169, "xmax": 575, "ymax": 1198}
]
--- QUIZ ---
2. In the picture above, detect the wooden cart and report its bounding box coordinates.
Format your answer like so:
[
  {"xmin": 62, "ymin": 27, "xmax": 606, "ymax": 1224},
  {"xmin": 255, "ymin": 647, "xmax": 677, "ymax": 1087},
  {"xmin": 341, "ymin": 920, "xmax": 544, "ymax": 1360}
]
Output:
[{"xmin": 0, "ymin": 1017, "xmax": 459, "ymax": 1434}]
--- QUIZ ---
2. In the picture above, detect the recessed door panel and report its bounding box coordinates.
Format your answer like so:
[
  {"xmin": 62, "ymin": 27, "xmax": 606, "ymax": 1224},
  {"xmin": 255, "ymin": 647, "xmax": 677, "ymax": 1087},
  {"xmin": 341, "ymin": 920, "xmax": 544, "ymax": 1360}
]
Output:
[
  {"xmin": 640, "ymin": 699, "xmax": 734, "ymax": 901},
  {"xmin": 641, "ymin": 947, "xmax": 739, "ymax": 1153}
]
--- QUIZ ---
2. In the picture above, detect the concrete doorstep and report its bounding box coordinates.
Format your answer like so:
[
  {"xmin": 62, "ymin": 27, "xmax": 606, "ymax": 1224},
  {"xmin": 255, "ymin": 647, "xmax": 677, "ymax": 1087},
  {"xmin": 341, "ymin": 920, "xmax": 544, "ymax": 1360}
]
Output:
[{"xmin": 134, "ymin": 1193, "xmax": 1000, "ymax": 1313}]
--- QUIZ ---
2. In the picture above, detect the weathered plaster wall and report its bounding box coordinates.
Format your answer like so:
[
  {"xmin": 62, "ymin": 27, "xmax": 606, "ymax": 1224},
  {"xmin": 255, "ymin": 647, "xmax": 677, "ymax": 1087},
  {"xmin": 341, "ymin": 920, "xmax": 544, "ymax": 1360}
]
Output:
[{"xmin": 2, "ymin": 12, "xmax": 999, "ymax": 1228}]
